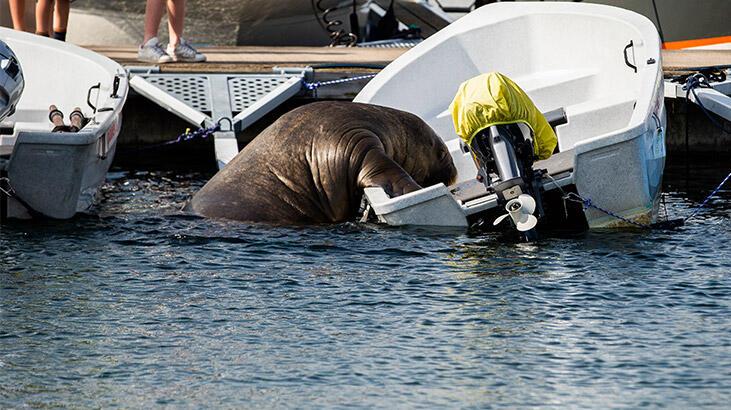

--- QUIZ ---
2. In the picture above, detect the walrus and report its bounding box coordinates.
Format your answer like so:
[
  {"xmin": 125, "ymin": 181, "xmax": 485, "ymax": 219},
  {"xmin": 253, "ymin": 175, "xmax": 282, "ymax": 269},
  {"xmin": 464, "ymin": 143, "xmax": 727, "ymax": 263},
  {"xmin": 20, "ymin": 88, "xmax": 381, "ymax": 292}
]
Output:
[{"xmin": 186, "ymin": 101, "xmax": 458, "ymax": 223}]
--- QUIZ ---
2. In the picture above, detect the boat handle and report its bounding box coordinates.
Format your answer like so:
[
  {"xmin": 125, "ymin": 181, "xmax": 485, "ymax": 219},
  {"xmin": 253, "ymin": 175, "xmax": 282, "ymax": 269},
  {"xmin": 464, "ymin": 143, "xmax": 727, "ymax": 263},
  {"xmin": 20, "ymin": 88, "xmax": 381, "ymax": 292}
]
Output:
[
  {"xmin": 87, "ymin": 82, "xmax": 101, "ymax": 113},
  {"xmin": 624, "ymin": 40, "xmax": 637, "ymax": 73},
  {"xmin": 111, "ymin": 75, "xmax": 120, "ymax": 98}
]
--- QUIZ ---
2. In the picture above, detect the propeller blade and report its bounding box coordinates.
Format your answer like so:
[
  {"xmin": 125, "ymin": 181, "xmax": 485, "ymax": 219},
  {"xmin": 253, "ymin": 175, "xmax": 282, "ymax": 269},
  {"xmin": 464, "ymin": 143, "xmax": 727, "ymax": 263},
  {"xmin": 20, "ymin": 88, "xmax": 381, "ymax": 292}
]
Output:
[
  {"xmin": 518, "ymin": 194, "xmax": 536, "ymax": 214},
  {"xmin": 493, "ymin": 213, "xmax": 510, "ymax": 226},
  {"xmin": 515, "ymin": 214, "xmax": 538, "ymax": 231},
  {"xmin": 495, "ymin": 194, "xmax": 539, "ymax": 231}
]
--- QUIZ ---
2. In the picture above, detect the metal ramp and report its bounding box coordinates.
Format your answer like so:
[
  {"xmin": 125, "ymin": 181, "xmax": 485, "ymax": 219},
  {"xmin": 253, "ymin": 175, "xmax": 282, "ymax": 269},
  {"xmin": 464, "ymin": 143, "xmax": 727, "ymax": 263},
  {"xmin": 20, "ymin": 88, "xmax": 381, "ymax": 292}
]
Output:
[{"xmin": 130, "ymin": 70, "xmax": 305, "ymax": 169}]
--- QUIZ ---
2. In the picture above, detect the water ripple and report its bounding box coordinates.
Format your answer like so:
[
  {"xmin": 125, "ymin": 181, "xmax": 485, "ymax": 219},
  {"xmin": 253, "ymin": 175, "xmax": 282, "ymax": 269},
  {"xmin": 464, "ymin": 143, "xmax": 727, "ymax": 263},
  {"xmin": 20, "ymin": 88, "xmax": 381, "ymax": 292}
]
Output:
[{"xmin": 1, "ymin": 162, "xmax": 730, "ymax": 408}]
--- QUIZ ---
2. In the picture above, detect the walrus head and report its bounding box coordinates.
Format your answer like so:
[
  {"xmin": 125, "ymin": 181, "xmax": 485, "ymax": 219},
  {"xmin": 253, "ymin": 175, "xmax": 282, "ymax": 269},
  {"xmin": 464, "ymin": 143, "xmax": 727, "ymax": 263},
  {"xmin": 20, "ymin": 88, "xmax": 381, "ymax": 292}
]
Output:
[
  {"xmin": 422, "ymin": 142, "xmax": 458, "ymax": 188},
  {"xmin": 382, "ymin": 107, "xmax": 458, "ymax": 189}
]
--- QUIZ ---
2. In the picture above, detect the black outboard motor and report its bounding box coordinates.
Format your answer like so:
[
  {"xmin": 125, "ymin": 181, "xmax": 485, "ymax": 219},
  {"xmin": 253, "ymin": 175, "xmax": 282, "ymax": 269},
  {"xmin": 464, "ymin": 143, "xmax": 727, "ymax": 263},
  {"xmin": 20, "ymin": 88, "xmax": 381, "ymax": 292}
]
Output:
[
  {"xmin": 471, "ymin": 123, "xmax": 538, "ymax": 203},
  {"xmin": 470, "ymin": 122, "xmax": 543, "ymax": 240},
  {"xmin": 450, "ymin": 72, "xmax": 565, "ymax": 240}
]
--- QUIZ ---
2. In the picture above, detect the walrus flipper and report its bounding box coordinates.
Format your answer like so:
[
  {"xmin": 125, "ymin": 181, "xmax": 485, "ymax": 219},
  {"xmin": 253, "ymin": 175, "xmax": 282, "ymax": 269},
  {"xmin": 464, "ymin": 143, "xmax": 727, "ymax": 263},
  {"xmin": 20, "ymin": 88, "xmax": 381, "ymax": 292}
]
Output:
[{"xmin": 357, "ymin": 148, "xmax": 422, "ymax": 197}]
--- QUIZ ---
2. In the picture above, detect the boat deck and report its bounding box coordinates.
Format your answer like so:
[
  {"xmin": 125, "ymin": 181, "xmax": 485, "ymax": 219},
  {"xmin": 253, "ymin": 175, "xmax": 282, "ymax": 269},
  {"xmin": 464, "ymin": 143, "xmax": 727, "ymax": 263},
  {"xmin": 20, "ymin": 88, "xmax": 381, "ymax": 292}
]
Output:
[{"xmin": 87, "ymin": 46, "xmax": 731, "ymax": 74}]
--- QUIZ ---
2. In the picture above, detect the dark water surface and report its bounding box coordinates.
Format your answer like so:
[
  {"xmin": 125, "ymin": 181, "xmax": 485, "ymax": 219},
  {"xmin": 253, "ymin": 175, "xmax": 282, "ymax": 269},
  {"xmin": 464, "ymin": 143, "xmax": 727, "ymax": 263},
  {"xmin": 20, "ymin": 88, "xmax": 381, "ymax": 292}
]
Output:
[{"xmin": 1, "ymin": 159, "xmax": 730, "ymax": 408}]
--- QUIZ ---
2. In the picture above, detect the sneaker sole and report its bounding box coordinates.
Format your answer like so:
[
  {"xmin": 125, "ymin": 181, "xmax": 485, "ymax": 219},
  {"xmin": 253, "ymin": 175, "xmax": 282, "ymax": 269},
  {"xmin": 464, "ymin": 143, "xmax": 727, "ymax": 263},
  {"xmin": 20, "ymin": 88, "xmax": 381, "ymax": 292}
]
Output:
[
  {"xmin": 137, "ymin": 55, "xmax": 173, "ymax": 64},
  {"xmin": 170, "ymin": 56, "xmax": 207, "ymax": 63}
]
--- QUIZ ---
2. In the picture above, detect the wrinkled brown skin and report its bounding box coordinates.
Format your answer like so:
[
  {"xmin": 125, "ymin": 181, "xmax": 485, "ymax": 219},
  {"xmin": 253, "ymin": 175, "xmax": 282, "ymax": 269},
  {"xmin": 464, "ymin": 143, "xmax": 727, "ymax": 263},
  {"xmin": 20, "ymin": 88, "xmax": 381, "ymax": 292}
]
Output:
[{"xmin": 186, "ymin": 101, "xmax": 458, "ymax": 223}]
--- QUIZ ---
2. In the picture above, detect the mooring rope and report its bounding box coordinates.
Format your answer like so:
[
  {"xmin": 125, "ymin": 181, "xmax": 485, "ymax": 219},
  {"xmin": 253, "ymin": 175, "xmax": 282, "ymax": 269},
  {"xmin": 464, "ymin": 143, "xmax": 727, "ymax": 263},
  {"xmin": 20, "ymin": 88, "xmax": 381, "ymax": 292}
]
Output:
[
  {"xmin": 0, "ymin": 177, "xmax": 13, "ymax": 199},
  {"xmin": 544, "ymin": 174, "xmax": 682, "ymax": 230},
  {"xmin": 302, "ymin": 74, "xmax": 378, "ymax": 91},
  {"xmin": 549, "ymin": 177, "xmax": 729, "ymax": 231},
  {"xmin": 118, "ymin": 117, "xmax": 232, "ymax": 154},
  {"xmin": 562, "ymin": 192, "xmax": 653, "ymax": 229},
  {"xmin": 684, "ymin": 170, "xmax": 731, "ymax": 223}
]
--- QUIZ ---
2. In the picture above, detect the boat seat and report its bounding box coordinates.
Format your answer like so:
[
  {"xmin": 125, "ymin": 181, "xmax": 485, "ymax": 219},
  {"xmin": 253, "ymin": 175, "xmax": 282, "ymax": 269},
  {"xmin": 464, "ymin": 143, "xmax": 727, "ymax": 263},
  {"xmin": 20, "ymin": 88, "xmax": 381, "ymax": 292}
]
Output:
[
  {"xmin": 13, "ymin": 121, "xmax": 53, "ymax": 132},
  {"xmin": 514, "ymin": 69, "xmax": 597, "ymax": 110},
  {"xmin": 558, "ymin": 98, "xmax": 636, "ymax": 150}
]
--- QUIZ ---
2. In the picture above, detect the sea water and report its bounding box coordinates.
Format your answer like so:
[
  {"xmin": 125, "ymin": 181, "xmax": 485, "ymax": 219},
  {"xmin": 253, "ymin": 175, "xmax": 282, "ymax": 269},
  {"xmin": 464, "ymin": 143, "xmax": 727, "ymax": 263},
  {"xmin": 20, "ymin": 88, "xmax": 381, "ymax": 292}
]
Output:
[{"xmin": 1, "ymin": 159, "xmax": 729, "ymax": 408}]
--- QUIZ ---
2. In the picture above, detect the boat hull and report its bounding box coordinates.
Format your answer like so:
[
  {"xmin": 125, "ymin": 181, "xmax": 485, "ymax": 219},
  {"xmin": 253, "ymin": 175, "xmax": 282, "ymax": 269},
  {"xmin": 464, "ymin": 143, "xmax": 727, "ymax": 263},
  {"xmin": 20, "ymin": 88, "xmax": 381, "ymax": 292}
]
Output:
[
  {"xmin": 356, "ymin": 2, "xmax": 666, "ymax": 230},
  {"xmin": 0, "ymin": 27, "xmax": 128, "ymax": 220}
]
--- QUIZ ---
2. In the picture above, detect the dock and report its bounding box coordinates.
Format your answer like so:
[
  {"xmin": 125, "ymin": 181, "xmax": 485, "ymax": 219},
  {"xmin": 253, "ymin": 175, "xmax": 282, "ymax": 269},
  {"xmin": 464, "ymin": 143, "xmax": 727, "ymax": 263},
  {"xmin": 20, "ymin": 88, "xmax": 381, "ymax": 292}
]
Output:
[
  {"xmin": 89, "ymin": 46, "xmax": 405, "ymax": 73},
  {"xmin": 92, "ymin": 46, "xmax": 731, "ymax": 168},
  {"xmin": 91, "ymin": 46, "xmax": 731, "ymax": 75},
  {"xmin": 662, "ymin": 49, "xmax": 731, "ymax": 73}
]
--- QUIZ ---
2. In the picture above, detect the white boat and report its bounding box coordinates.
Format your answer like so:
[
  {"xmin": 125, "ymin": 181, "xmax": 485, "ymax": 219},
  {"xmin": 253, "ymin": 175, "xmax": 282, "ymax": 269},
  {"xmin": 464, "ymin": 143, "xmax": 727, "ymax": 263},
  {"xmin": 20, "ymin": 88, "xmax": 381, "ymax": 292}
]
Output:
[
  {"xmin": 0, "ymin": 27, "xmax": 128, "ymax": 220},
  {"xmin": 355, "ymin": 2, "xmax": 666, "ymax": 230}
]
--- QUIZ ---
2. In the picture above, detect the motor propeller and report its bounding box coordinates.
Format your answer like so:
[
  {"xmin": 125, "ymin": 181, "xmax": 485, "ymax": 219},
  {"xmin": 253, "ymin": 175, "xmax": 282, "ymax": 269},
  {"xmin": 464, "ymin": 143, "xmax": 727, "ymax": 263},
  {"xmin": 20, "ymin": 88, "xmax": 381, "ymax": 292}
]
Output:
[{"xmin": 493, "ymin": 194, "xmax": 538, "ymax": 232}]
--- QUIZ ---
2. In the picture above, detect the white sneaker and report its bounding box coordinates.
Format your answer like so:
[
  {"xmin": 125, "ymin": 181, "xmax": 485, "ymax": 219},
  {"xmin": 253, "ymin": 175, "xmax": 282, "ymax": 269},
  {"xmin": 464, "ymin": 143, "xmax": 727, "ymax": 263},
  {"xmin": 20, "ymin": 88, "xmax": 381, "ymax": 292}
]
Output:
[
  {"xmin": 138, "ymin": 37, "xmax": 173, "ymax": 64},
  {"xmin": 167, "ymin": 38, "xmax": 207, "ymax": 63}
]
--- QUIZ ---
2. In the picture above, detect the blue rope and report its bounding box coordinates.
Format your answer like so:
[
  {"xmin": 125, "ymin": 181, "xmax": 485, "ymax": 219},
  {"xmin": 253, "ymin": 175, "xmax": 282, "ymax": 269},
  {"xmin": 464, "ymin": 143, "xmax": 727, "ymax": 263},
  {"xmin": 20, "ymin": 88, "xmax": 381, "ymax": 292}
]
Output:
[
  {"xmin": 685, "ymin": 170, "xmax": 731, "ymax": 222},
  {"xmin": 118, "ymin": 117, "xmax": 232, "ymax": 153},
  {"xmin": 303, "ymin": 74, "xmax": 377, "ymax": 91},
  {"xmin": 160, "ymin": 124, "xmax": 219, "ymax": 146},
  {"xmin": 167, "ymin": 117, "xmax": 233, "ymax": 145},
  {"xmin": 564, "ymin": 192, "xmax": 652, "ymax": 229}
]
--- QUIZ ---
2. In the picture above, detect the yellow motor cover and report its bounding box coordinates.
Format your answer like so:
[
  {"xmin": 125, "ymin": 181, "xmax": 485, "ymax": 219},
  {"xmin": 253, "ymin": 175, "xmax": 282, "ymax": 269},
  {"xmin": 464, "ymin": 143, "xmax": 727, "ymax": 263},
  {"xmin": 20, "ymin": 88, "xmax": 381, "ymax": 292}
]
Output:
[{"xmin": 450, "ymin": 72, "xmax": 557, "ymax": 160}]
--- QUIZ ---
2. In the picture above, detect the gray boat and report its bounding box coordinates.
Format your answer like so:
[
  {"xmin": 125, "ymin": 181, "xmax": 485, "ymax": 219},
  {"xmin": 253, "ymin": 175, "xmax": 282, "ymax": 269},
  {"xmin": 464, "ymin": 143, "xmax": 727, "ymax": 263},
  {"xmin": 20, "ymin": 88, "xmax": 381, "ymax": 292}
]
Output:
[{"xmin": 0, "ymin": 27, "xmax": 128, "ymax": 220}]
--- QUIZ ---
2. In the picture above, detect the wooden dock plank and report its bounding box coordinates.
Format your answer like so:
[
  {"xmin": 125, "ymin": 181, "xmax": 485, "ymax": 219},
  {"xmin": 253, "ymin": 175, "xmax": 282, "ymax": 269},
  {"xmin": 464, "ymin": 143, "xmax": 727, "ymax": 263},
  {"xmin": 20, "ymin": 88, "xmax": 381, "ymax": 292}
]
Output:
[
  {"xmin": 662, "ymin": 49, "xmax": 731, "ymax": 73},
  {"xmin": 88, "ymin": 46, "xmax": 731, "ymax": 75},
  {"xmin": 88, "ymin": 46, "xmax": 406, "ymax": 73}
]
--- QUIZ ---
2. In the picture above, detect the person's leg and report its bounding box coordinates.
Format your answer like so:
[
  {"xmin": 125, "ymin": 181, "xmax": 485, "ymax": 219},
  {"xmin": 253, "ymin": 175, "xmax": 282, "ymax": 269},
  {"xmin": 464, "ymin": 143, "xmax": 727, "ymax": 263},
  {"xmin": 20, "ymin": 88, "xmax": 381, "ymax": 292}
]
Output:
[
  {"xmin": 165, "ymin": 0, "xmax": 205, "ymax": 62},
  {"xmin": 53, "ymin": 0, "xmax": 70, "ymax": 40},
  {"xmin": 35, "ymin": 0, "xmax": 53, "ymax": 36},
  {"xmin": 139, "ymin": 0, "xmax": 173, "ymax": 63},
  {"xmin": 9, "ymin": 0, "xmax": 27, "ymax": 32},
  {"xmin": 166, "ymin": 0, "xmax": 185, "ymax": 47},
  {"xmin": 142, "ymin": 0, "xmax": 166, "ymax": 44}
]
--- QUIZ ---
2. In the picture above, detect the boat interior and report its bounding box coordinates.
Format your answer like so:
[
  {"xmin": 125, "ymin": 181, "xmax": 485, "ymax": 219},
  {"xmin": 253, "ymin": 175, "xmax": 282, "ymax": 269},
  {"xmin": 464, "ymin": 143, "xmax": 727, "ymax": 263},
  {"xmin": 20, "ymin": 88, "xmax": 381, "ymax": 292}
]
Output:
[
  {"xmin": 0, "ymin": 29, "xmax": 125, "ymax": 158},
  {"xmin": 356, "ymin": 4, "xmax": 660, "ymax": 188}
]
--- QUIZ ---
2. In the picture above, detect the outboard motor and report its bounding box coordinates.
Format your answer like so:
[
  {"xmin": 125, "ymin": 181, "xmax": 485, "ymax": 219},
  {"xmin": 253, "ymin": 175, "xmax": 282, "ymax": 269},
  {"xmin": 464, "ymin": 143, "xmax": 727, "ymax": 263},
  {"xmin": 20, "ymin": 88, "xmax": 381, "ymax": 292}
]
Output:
[
  {"xmin": 0, "ymin": 40, "xmax": 24, "ymax": 122},
  {"xmin": 470, "ymin": 123, "xmax": 544, "ymax": 239},
  {"xmin": 450, "ymin": 72, "xmax": 560, "ymax": 240}
]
